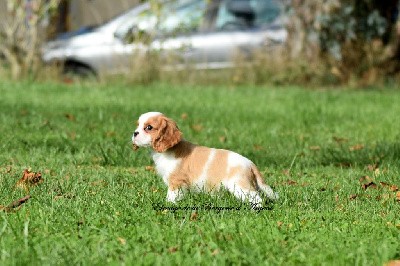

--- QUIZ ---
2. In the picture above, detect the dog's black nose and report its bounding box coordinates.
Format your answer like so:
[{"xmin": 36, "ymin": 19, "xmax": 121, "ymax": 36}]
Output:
[{"xmin": 134, "ymin": 131, "xmax": 139, "ymax": 137}]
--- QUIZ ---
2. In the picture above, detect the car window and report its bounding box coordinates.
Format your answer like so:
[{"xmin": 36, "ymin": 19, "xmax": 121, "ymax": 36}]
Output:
[
  {"xmin": 158, "ymin": 0, "xmax": 206, "ymax": 36},
  {"xmin": 114, "ymin": 8, "xmax": 156, "ymax": 41},
  {"xmin": 215, "ymin": 0, "xmax": 282, "ymax": 31},
  {"xmin": 115, "ymin": 0, "xmax": 205, "ymax": 42}
]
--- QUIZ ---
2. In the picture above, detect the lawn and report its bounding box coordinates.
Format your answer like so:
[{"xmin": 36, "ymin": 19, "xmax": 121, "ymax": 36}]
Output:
[{"xmin": 0, "ymin": 80, "xmax": 399, "ymax": 265}]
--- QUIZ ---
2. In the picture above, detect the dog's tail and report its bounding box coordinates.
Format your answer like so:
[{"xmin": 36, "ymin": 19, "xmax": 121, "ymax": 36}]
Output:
[{"xmin": 251, "ymin": 165, "xmax": 279, "ymax": 200}]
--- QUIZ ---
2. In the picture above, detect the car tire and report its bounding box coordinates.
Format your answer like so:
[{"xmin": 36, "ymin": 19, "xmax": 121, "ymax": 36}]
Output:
[{"xmin": 63, "ymin": 63, "xmax": 97, "ymax": 80}]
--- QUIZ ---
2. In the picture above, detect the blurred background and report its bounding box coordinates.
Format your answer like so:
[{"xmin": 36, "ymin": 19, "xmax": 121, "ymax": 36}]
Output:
[{"xmin": 1, "ymin": 0, "xmax": 400, "ymax": 87}]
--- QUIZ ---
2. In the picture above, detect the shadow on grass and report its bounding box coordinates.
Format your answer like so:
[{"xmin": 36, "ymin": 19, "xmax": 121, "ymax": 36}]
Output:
[{"xmin": 317, "ymin": 141, "xmax": 400, "ymax": 168}]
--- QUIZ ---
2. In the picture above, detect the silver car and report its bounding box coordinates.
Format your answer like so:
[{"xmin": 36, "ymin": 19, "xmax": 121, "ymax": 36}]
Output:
[{"xmin": 42, "ymin": 0, "xmax": 287, "ymax": 76}]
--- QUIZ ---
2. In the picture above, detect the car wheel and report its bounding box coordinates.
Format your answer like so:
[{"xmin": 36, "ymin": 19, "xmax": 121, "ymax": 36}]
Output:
[{"xmin": 63, "ymin": 63, "xmax": 97, "ymax": 80}]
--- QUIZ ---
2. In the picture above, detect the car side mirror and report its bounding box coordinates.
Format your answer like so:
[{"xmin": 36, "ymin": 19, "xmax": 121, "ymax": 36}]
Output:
[{"xmin": 227, "ymin": 0, "xmax": 255, "ymax": 18}]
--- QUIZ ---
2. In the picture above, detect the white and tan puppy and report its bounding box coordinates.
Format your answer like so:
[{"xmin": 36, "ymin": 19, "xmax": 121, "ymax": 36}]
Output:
[{"xmin": 132, "ymin": 112, "xmax": 278, "ymax": 207}]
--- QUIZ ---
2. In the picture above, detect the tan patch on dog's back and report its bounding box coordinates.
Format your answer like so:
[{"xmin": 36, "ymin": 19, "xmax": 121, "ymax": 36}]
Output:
[
  {"xmin": 206, "ymin": 149, "xmax": 229, "ymax": 190},
  {"xmin": 169, "ymin": 146, "xmax": 211, "ymax": 190},
  {"xmin": 187, "ymin": 146, "xmax": 212, "ymax": 180}
]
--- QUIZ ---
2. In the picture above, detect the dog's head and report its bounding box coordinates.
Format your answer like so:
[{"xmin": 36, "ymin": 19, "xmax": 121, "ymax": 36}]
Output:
[{"xmin": 132, "ymin": 112, "xmax": 182, "ymax": 153}]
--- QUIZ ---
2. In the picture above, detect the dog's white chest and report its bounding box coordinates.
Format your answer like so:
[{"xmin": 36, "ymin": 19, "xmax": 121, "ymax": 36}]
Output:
[{"xmin": 152, "ymin": 152, "xmax": 181, "ymax": 185}]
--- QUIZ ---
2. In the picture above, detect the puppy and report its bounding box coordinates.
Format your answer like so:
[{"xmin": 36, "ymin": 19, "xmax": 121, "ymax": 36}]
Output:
[{"xmin": 132, "ymin": 112, "xmax": 278, "ymax": 207}]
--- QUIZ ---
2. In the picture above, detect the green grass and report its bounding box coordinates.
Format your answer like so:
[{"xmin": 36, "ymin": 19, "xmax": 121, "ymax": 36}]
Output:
[{"xmin": 0, "ymin": 80, "xmax": 399, "ymax": 265}]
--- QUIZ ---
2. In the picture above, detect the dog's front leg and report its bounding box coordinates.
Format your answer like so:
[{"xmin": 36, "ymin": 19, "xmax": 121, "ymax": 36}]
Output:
[{"xmin": 166, "ymin": 188, "xmax": 183, "ymax": 203}]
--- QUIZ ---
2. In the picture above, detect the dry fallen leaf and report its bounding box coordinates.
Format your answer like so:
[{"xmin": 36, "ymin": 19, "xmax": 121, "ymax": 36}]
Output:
[
  {"xmin": 253, "ymin": 145, "xmax": 264, "ymax": 151},
  {"xmin": 349, "ymin": 144, "xmax": 364, "ymax": 151},
  {"xmin": 168, "ymin": 246, "xmax": 178, "ymax": 253},
  {"xmin": 181, "ymin": 113, "xmax": 188, "ymax": 120},
  {"xmin": 132, "ymin": 144, "xmax": 139, "ymax": 151},
  {"xmin": 91, "ymin": 180, "xmax": 108, "ymax": 187},
  {"xmin": 6, "ymin": 166, "xmax": 12, "ymax": 173},
  {"xmin": 309, "ymin": 146, "xmax": 321, "ymax": 151},
  {"xmin": 349, "ymin": 194, "xmax": 358, "ymax": 200},
  {"xmin": 380, "ymin": 182, "xmax": 399, "ymax": 192},
  {"xmin": 0, "ymin": 195, "xmax": 31, "ymax": 213},
  {"xmin": 282, "ymin": 169, "xmax": 291, "ymax": 176},
  {"xmin": 366, "ymin": 164, "xmax": 378, "ymax": 172},
  {"xmin": 191, "ymin": 124, "xmax": 203, "ymax": 132},
  {"xmin": 145, "ymin": 166, "xmax": 155, "ymax": 172},
  {"xmin": 117, "ymin": 237, "xmax": 127, "ymax": 245},
  {"xmin": 15, "ymin": 169, "xmax": 43, "ymax": 191},
  {"xmin": 359, "ymin": 176, "xmax": 371, "ymax": 183},
  {"xmin": 285, "ymin": 180, "xmax": 297, "ymax": 185},
  {"xmin": 359, "ymin": 176, "xmax": 377, "ymax": 190},
  {"xmin": 64, "ymin": 113, "xmax": 76, "ymax": 121},
  {"xmin": 211, "ymin": 249, "xmax": 220, "ymax": 256},
  {"xmin": 190, "ymin": 211, "xmax": 198, "ymax": 221},
  {"xmin": 396, "ymin": 192, "xmax": 400, "ymax": 202},
  {"xmin": 332, "ymin": 136, "xmax": 349, "ymax": 144},
  {"xmin": 362, "ymin": 182, "xmax": 377, "ymax": 190}
]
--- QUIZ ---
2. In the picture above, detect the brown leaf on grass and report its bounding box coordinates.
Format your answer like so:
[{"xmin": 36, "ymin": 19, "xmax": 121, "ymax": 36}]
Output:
[
  {"xmin": 15, "ymin": 169, "xmax": 43, "ymax": 191},
  {"xmin": 0, "ymin": 195, "xmax": 31, "ymax": 212},
  {"xmin": 335, "ymin": 194, "xmax": 339, "ymax": 202},
  {"xmin": 349, "ymin": 144, "xmax": 364, "ymax": 151},
  {"xmin": 366, "ymin": 164, "xmax": 378, "ymax": 172},
  {"xmin": 211, "ymin": 249, "xmax": 220, "ymax": 256},
  {"xmin": 6, "ymin": 166, "xmax": 12, "ymax": 173},
  {"xmin": 396, "ymin": 192, "xmax": 400, "ymax": 202},
  {"xmin": 282, "ymin": 169, "xmax": 291, "ymax": 176},
  {"xmin": 309, "ymin": 146, "xmax": 321, "ymax": 151},
  {"xmin": 91, "ymin": 180, "xmax": 108, "ymax": 187},
  {"xmin": 253, "ymin": 145, "xmax": 264, "ymax": 151},
  {"xmin": 362, "ymin": 182, "xmax": 377, "ymax": 190},
  {"xmin": 389, "ymin": 184, "xmax": 398, "ymax": 192},
  {"xmin": 64, "ymin": 113, "xmax": 75, "ymax": 121},
  {"xmin": 380, "ymin": 182, "xmax": 399, "ymax": 192},
  {"xmin": 53, "ymin": 195, "xmax": 63, "ymax": 201},
  {"xmin": 191, "ymin": 124, "xmax": 203, "ymax": 132},
  {"xmin": 219, "ymin": 136, "xmax": 227, "ymax": 143},
  {"xmin": 168, "ymin": 246, "xmax": 178, "ymax": 253},
  {"xmin": 190, "ymin": 211, "xmax": 198, "ymax": 221},
  {"xmin": 145, "ymin": 166, "xmax": 155, "ymax": 172},
  {"xmin": 117, "ymin": 237, "xmax": 127, "ymax": 245},
  {"xmin": 332, "ymin": 136, "xmax": 349, "ymax": 144},
  {"xmin": 286, "ymin": 180, "xmax": 297, "ymax": 185},
  {"xmin": 359, "ymin": 175, "xmax": 373, "ymax": 183},
  {"xmin": 181, "ymin": 113, "xmax": 188, "ymax": 120},
  {"xmin": 349, "ymin": 194, "xmax": 358, "ymax": 200},
  {"xmin": 359, "ymin": 175, "xmax": 377, "ymax": 190}
]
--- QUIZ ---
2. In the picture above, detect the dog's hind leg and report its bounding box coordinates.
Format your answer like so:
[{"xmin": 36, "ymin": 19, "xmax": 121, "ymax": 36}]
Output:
[{"xmin": 223, "ymin": 182, "xmax": 263, "ymax": 208}]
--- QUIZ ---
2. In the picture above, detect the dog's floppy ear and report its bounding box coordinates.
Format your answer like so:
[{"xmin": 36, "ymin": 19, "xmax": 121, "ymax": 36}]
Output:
[{"xmin": 152, "ymin": 116, "xmax": 182, "ymax": 153}]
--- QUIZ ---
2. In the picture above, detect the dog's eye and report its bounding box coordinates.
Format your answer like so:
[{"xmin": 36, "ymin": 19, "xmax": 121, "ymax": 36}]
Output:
[{"xmin": 145, "ymin": 125, "xmax": 153, "ymax": 131}]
